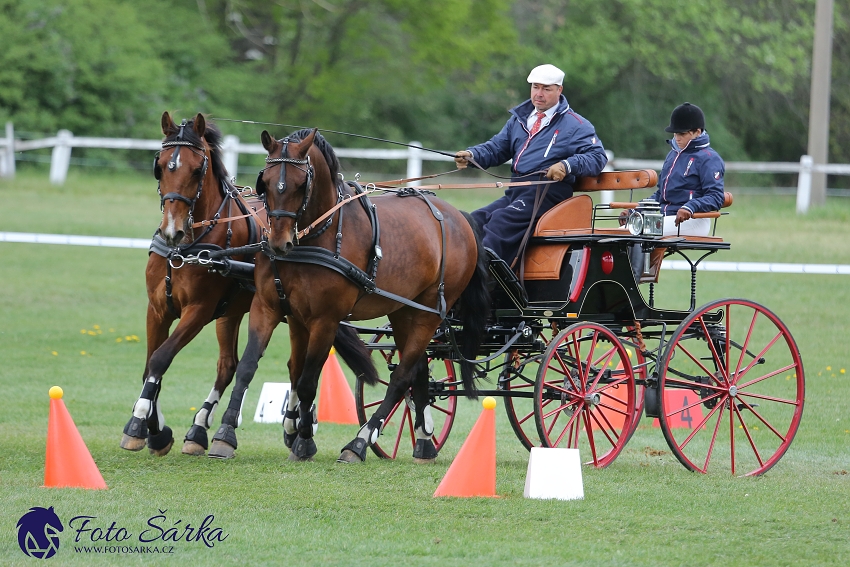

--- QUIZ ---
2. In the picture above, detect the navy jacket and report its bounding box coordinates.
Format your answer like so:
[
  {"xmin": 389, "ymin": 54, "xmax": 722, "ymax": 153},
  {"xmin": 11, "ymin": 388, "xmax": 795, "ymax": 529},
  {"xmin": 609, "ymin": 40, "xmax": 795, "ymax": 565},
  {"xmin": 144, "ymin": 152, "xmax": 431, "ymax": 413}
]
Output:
[
  {"xmin": 467, "ymin": 95, "xmax": 607, "ymax": 199},
  {"xmin": 651, "ymin": 132, "xmax": 725, "ymax": 216}
]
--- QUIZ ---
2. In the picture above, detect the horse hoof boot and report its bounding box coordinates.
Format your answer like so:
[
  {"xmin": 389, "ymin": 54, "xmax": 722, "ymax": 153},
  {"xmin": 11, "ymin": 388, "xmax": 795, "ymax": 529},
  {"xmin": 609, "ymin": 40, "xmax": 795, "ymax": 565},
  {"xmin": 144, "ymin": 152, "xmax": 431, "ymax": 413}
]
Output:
[
  {"xmin": 147, "ymin": 426, "xmax": 174, "ymax": 457},
  {"xmin": 288, "ymin": 435, "xmax": 317, "ymax": 462},
  {"xmin": 208, "ymin": 425, "xmax": 238, "ymax": 459},
  {"xmin": 337, "ymin": 438, "xmax": 368, "ymax": 463},
  {"xmin": 182, "ymin": 425, "xmax": 209, "ymax": 455},
  {"xmin": 412, "ymin": 438, "xmax": 438, "ymax": 464},
  {"xmin": 283, "ymin": 429, "xmax": 297, "ymax": 449},
  {"xmin": 181, "ymin": 441, "xmax": 206, "ymax": 456},
  {"xmin": 120, "ymin": 417, "xmax": 148, "ymax": 451},
  {"xmin": 208, "ymin": 440, "xmax": 236, "ymax": 459}
]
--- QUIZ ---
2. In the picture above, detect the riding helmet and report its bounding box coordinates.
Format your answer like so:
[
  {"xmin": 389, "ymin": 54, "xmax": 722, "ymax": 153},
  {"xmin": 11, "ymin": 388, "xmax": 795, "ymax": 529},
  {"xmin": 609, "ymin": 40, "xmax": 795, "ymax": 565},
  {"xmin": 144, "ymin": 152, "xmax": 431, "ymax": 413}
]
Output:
[{"xmin": 665, "ymin": 102, "xmax": 705, "ymax": 133}]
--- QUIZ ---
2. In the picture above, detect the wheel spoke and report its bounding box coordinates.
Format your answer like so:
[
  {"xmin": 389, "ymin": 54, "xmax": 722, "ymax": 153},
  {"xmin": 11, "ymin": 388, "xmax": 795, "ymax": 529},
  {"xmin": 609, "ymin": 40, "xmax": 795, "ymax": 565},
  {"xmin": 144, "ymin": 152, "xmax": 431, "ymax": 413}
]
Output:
[
  {"xmin": 551, "ymin": 403, "xmax": 583, "ymax": 446},
  {"xmin": 589, "ymin": 345, "xmax": 618, "ymax": 391},
  {"xmin": 699, "ymin": 316, "xmax": 729, "ymax": 384},
  {"xmin": 733, "ymin": 403, "xmax": 764, "ymax": 468},
  {"xmin": 737, "ymin": 363, "xmax": 797, "ymax": 390},
  {"xmin": 583, "ymin": 410, "xmax": 600, "ymax": 465},
  {"xmin": 675, "ymin": 341, "xmax": 725, "ymax": 387},
  {"xmin": 676, "ymin": 396, "xmax": 725, "ymax": 451},
  {"xmin": 588, "ymin": 407, "xmax": 620, "ymax": 447},
  {"xmin": 733, "ymin": 308, "xmax": 759, "ymax": 382},
  {"xmin": 734, "ymin": 398, "xmax": 788, "ymax": 442},
  {"xmin": 734, "ymin": 330, "xmax": 784, "ymax": 383},
  {"xmin": 702, "ymin": 403, "xmax": 725, "ymax": 473}
]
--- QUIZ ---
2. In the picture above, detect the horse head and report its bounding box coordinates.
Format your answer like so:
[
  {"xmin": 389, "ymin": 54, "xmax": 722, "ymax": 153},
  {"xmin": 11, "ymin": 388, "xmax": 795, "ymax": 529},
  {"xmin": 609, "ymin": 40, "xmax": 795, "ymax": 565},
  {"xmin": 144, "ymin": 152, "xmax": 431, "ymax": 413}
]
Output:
[
  {"xmin": 156, "ymin": 111, "xmax": 213, "ymax": 247},
  {"xmin": 259, "ymin": 129, "xmax": 318, "ymax": 256}
]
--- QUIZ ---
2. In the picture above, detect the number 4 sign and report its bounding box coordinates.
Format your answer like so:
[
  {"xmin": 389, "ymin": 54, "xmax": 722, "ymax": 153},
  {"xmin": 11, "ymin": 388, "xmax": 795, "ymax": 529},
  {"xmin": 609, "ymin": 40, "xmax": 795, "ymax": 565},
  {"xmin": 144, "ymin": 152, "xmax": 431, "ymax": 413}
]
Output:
[{"xmin": 652, "ymin": 390, "xmax": 704, "ymax": 429}]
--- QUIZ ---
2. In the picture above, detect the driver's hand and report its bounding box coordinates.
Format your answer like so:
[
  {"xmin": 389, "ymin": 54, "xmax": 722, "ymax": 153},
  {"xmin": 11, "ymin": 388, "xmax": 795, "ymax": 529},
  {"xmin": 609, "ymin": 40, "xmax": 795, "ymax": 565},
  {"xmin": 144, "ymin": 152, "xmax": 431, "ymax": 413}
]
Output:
[
  {"xmin": 675, "ymin": 208, "xmax": 692, "ymax": 226},
  {"xmin": 546, "ymin": 162, "xmax": 566, "ymax": 182},
  {"xmin": 454, "ymin": 151, "xmax": 472, "ymax": 169},
  {"xmin": 618, "ymin": 210, "xmax": 630, "ymax": 227}
]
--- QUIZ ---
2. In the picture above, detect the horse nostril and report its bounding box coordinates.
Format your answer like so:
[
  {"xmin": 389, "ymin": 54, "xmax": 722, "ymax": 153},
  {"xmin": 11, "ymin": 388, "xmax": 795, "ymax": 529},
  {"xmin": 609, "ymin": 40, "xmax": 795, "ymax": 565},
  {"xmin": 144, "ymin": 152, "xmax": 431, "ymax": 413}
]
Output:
[{"xmin": 283, "ymin": 241, "xmax": 294, "ymax": 254}]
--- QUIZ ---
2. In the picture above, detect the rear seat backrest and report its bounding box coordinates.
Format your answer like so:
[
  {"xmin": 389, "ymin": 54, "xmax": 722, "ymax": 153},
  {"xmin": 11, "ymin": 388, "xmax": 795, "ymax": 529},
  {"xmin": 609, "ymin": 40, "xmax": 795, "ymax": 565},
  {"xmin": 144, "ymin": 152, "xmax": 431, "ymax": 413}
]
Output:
[{"xmin": 533, "ymin": 194, "xmax": 593, "ymax": 236}]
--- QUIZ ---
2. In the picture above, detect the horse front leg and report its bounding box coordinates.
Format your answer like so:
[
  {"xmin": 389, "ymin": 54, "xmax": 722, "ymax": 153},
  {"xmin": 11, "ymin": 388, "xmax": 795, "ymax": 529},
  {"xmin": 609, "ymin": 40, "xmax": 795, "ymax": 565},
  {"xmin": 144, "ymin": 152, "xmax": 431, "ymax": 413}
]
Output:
[
  {"xmin": 121, "ymin": 302, "xmax": 213, "ymax": 456},
  {"xmin": 208, "ymin": 300, "xmax": 280, "ymax": 459},
  {"xmin": 287, "ymin": 319, "xmax": 337, "ymax": 462},
  {"xmin": 182, "ymin": 292, "xmax": 250, "ymax": 455}
]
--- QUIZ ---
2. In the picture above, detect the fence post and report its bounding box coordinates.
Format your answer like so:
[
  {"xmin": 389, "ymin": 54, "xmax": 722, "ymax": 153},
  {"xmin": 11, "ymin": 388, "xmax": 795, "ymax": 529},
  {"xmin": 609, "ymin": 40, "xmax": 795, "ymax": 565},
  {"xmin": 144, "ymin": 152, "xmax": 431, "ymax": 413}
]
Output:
[
  {"xmin": 407, "ymin": 141, "xmax": 422, "ymax": 187},
  {"xmin": 796, "ymin": 154, "xmax": 813, "ymax": 214},
  {"xmin": 222, "ymin": 135, "xmax": 239, "ymax": 181},
  {"xmin": 49, "ymin": 129, "xmax": 73, "ymax": 185},
  {"xmin": 0, "ymin": 122, "xmax": 14, "ymax": 178}
]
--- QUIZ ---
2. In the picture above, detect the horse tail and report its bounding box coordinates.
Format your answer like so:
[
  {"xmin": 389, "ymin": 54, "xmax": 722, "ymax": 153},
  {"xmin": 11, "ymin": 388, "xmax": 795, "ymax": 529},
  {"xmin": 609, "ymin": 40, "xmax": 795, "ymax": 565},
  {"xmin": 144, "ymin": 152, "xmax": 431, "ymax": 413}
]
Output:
[
  {"xmin": 333, "ymin": 324, "xmax": 379, "ymax": 386},
  {"xmin": 457, "ymin": 211, "xmax": 491, "ymax": 399}
]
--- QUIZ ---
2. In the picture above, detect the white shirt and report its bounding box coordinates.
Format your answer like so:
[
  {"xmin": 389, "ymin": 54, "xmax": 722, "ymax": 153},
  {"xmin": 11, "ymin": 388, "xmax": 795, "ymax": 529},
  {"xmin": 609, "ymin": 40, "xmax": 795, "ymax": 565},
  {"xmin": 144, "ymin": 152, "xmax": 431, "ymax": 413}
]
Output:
[{"xmin": 526, "ymin": 106, "xmax": 557, "ymax": 131}]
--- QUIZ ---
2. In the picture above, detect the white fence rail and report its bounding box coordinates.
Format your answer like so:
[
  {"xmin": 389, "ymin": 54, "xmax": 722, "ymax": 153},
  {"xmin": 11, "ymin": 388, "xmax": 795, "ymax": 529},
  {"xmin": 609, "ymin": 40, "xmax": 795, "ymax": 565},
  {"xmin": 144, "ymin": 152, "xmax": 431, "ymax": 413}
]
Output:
[{"xmin": 3, "ymin": 122, "xmax": 849, "ymax": 213}]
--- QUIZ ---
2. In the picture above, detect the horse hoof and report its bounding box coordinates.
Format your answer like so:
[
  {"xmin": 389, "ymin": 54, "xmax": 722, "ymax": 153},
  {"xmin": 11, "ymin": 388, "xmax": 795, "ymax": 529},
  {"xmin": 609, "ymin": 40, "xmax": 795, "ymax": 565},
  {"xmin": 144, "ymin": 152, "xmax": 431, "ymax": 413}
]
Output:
[
  {"xmin": 337, "ymin": 449, "xmax": 364, "ymax": 464},
  {"xmin": 181, "ymin": 441, "xmax": 206, "ymax": 456},
  {"xmin": 287, "ymin": 451, "xmax": 314, "ymax": 462},
  {"xmin": 119, "ymin": 434, "xmax": 146, "ymax": 452},
  {"xmin": 413, "ymin": 457, "xmax": 436, "ymax": 465},
  {"xmin": 149, "ymin": 437, "xmax": 174, "ymax": 457},
  {"xmin": 208, "ymin": 440, "xmax": 236, "ymax": 459}
]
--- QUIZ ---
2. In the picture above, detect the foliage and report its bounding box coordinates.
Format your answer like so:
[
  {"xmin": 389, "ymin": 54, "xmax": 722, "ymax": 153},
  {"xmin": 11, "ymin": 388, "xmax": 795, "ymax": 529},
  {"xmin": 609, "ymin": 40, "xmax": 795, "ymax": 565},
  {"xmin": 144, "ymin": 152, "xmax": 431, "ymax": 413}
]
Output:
[{"xmin": 1, "ymin": 0, "xmax": 849, "ymax": 181}]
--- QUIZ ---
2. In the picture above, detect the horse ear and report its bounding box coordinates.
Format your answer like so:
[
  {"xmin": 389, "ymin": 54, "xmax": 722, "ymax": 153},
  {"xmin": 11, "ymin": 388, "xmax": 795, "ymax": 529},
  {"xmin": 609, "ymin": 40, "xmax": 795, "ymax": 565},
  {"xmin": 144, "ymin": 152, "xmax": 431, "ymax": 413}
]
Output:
[
  {"xmin": 193, "ymin": 113, "xmax": 206, "ymax": 137},
  {"xmin": 161, "ymin": 111, "xmax": 175, "ymax": 136},
  {"xmin": 297, "ymin": 128, "xmax": 318, "ymax": 158},
  {"xmin": 261, "ymin": 130, "xmax": 276, "ymax": 152}
]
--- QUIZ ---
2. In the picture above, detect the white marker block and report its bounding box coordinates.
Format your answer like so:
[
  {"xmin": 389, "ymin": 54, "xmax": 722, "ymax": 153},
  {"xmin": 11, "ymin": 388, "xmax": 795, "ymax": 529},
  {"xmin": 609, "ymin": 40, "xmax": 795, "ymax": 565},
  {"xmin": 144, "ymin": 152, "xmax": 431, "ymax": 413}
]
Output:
[
  {"xmin": 523, "ymin": 447, "xmax": 584, "ymax": 501},
  {"xmin": 253, "ymin": 382, "xmax": 291, "ymax": 424}
]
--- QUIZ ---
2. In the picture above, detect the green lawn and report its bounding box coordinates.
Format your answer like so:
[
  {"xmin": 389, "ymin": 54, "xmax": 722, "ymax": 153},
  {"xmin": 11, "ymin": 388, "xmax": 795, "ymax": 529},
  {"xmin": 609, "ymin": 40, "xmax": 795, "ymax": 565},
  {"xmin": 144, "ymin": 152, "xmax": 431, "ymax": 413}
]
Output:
[{"xmin": 1, "ymin": 170, "xmax": 849, "ymax": 566}]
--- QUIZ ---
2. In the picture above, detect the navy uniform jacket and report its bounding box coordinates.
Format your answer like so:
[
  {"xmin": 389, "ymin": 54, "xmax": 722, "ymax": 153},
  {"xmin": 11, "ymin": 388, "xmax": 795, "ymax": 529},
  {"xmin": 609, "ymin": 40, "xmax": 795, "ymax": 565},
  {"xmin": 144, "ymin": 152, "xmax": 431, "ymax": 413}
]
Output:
[
  {"xmin": 651, "ymin": 132, "xmax": 725, "ymax": 216},
  {"xmin": 467, "ymin": 95, "xmax": 607, "ymax": 262}
]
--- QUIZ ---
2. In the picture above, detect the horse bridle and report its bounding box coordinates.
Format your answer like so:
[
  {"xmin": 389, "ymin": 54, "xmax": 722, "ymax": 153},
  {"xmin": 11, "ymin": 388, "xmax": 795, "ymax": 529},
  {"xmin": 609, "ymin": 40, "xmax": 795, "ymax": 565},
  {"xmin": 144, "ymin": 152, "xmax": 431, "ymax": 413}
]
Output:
[
  {"xmin": 154, "ymin": 119, "xmax": 210, "ymax": 224},
  {"xmin": 257, "ymin": 138, "xmax": 314, "ymax": 224}
]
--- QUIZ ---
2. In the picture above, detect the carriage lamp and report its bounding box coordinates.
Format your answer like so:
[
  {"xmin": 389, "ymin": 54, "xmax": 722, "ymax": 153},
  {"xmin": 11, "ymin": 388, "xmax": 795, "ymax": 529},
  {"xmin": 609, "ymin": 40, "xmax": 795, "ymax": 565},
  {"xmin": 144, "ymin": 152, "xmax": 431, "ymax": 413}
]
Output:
[{"xmin": 626, "ymin": 199, "xmax": 663, "ymax": 237}]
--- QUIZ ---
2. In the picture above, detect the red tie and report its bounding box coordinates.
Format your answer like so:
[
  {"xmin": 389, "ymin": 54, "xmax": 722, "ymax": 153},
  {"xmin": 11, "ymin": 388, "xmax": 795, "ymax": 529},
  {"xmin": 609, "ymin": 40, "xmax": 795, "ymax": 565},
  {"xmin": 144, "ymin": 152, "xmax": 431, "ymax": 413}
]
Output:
[{"xmin": 529, "ymin": 111, "xmax": 546, "ymax": 137}]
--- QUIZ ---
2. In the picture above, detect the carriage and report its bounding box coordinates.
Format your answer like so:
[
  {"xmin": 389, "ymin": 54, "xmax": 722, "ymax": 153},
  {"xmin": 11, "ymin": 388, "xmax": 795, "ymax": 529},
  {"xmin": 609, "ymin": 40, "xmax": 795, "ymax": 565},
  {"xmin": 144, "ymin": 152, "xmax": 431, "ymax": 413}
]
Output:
[
  {"xmin": 137, "ymin": 116, "xmax": 803, "ymax": 477},
  {"xmin": 346, "ymin": 169, "xmax": 805, "ymax": 477}
]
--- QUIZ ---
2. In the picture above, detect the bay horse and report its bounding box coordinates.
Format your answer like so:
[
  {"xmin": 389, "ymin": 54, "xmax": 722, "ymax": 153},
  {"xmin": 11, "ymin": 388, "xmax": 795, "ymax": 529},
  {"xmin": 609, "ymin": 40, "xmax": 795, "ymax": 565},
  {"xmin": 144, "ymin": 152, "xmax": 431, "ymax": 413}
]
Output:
[
  {"xmin": 208, "ymin": 128, "xmax": 489, "ymax": 462},
  {"xmin": 121, "ymin": 113, "xmax": 376, "ymax": 457}
]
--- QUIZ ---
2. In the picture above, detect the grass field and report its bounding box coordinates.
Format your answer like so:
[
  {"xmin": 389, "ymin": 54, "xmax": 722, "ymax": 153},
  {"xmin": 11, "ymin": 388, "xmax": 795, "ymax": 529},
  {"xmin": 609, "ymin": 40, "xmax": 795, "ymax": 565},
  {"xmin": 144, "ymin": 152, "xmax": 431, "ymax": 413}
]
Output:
[{"xmin": 1, "ymin": 169, "xmax": 849, "ymax": 566}]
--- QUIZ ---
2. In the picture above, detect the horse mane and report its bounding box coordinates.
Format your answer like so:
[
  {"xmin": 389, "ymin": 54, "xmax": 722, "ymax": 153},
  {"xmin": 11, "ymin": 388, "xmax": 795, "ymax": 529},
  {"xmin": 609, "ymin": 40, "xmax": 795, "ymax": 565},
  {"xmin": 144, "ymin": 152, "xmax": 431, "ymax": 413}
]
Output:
[
  {"xmin": 286, "ymin": 128, "xmax": 341, "ymax": 183},
  {"xmin": 163, "ymin": 116, "xmax": 230, "ymax": 183}
]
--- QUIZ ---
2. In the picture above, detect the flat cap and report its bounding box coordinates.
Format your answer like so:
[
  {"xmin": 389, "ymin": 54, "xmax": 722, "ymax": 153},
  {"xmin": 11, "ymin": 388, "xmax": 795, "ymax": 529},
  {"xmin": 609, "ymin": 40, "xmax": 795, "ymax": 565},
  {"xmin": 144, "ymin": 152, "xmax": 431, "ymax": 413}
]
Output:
[{"xmin": 527, "ymin": 64, "xmax": 565, "ymax": 86}]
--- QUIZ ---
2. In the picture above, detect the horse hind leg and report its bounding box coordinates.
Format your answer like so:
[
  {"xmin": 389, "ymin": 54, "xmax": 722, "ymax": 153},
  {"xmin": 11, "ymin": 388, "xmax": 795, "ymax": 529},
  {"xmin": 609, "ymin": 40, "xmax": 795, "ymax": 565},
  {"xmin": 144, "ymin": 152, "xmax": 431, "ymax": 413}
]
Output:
[
  {"xmin": 411, "ymin": 356, "xmax": 438, "ymax": 464},
  {"xmin": 338, "ymin": 354, "xmax": 429, "ymax": 464},
  {"xmin": 182, "ymin": 309, "xmax": 244, "ymax": 455},
  {"xmin": 181, "ymin": 389, "xmax": 221, "ymax": 455}
]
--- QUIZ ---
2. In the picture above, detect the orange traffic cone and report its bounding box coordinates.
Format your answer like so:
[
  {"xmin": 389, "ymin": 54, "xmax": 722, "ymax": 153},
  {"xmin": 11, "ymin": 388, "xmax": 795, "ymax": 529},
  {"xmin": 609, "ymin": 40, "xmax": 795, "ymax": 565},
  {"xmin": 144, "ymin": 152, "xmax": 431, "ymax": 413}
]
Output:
[
  {"xmin": 44, "ymin": 386, "xmax": 107, "ymax": 490},
  {"xmin": 434, "ymin": 397, "xmax": 497, "ymax": 498},
  {"xmin": 317, "ymin": 348, "xmax": 360, "ymax": 425}
]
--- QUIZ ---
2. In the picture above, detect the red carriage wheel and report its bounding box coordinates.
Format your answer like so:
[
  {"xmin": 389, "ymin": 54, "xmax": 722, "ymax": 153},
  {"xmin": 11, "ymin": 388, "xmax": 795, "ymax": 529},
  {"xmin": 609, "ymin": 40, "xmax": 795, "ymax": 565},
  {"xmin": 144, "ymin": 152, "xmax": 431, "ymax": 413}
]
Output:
[
  {"xmin": 354, "ymin": 333, "xmax": 457, "ymax": 459},
  {"xmin": 657, "ymin": 299, "xmax": 805, "ymax": 476},
  {"xmin": 503, "ymin": 323, "xmax": 558, "ymax": 450},
  {"xmin": 534, "ymin": 322, "xmax": 636, "ymax": 468}
]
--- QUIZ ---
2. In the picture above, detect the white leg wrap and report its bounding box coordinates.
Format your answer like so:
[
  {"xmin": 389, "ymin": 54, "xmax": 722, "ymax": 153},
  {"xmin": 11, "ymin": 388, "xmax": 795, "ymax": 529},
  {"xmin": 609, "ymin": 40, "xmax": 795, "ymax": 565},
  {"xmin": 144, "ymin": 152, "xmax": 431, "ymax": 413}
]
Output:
[
  {"xmin": 422, "ymin": 405, "xmax": 434, "ymax": 437},
  {"xmin": 283, "ymin": 389, "xmax": 299, "ymax": 436},
  {"xmin": 194, "ymin": 389, "xmax": 221, "ymax": 428}
]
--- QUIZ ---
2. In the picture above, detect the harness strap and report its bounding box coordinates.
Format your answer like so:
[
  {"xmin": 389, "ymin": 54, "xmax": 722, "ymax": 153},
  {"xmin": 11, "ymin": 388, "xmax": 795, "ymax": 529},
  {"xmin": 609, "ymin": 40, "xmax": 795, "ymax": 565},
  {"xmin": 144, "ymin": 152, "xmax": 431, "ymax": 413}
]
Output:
[
  {"xmin": 399, "ymin": 189, "xmax": 447, "ymax": 318},
  {"xmin": 267, "ymin": 245, "xmax": 442, "ymax": 317}
]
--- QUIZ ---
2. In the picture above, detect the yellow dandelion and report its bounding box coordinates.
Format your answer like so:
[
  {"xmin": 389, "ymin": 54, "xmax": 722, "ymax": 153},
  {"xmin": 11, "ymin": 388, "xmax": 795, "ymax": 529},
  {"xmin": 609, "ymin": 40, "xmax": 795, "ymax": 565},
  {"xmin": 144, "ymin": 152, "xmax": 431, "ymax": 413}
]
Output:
[
  {"xmin": 51, "ymin": 351, "xmax": 58, "ymax": 356},
  {"xmin": 93, "ymin": 324, "xmax": 100, "ymax": 330},
  {"xmin": 80, "ymin": 351, "xmax": 87, "ymax": 355},
  {"xmin": 754, "ymin": 426, "xmax": 759, "ymax": 430},
  {"xmin": 87, "ymin": 331, "xmax": 96, "ymax": 336},
  {"xmin": 109, "ymin": 328, "xmax": 115, "ymax": 333},
  {"xmin": 786, "ymin": 375, "xmax": 790, "ymax": 380},
  {"xmin": 125, "ymin": 336, "xmax": 133, "ymax": 341},
  {"xmin": 842, "ymin": 369, "xmax": 846, "ymax": 375},
  {"xmin": 80, "ymin": 329, "xmax": 87, "ymax": 334},
  {"xmin": 116, "ymin": 337, "xmax": 123, "ymax": 343},
  {"xmin": 190, "ymin": 407, "xmax": 196, "ymax": 411},
  {"xmin": 827, "ymin": 366, "xmax": 832, "ymax": 371}
]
